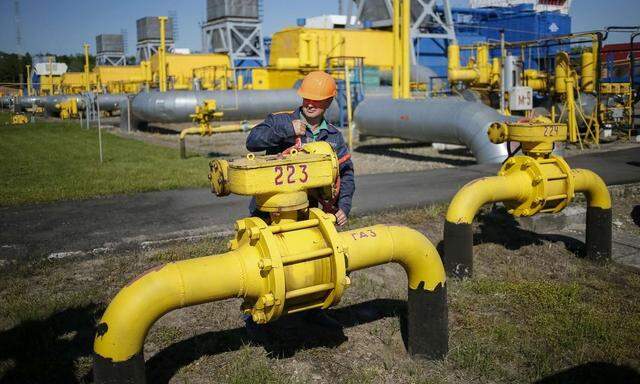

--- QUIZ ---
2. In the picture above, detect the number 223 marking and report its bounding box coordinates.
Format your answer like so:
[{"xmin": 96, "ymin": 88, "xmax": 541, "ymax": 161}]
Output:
[{"xmin": 274, "ymin": 164, "xmax": 308, "ymax": 185}]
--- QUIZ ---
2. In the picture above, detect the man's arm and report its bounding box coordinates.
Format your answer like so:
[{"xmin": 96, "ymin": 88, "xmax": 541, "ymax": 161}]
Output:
[
  {"xmin": 246, "ymin": 114, "xmax": 296, "ymax": 152},
  {"xmin": 335, "ymin": 135, "xmax": 355, "ymax": 217}
]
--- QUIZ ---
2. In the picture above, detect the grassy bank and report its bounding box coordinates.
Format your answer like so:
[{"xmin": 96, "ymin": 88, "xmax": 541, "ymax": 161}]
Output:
[
  {"xmin": 0, "ymin": 116, "xmax": 211, "ymax": 206},
  {"xmin": 0, "ymin": 201, "xmax": 638, "ymax": 383}
]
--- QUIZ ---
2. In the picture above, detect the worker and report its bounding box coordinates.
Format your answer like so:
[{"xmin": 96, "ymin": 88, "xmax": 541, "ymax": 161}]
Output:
[{"xmin": 246, "ymin": 70, "xmax": 355, "ymax": 226}]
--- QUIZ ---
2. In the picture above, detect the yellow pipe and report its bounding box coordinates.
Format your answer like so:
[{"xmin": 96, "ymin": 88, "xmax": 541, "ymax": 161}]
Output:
[
  {"xmin": 26, "ymin": 64, "xmax": 32, "ymax": 96},
  {"xmin": 490, "ymin": 57, "xmax": 501, "ymax": 87},
  {"xmin": 94, "ymin": 249, "xmax": 261, "ymax": 363},
  {"xmin": 401, "ymin": 0, "xmax": 411, "ymax": 99},
  {"xmin": 572, "ymin": 169, "xmax": 611, "ymax": 209},
  {"xmin": 341, "ymin": 225, "xmax": 445, "ymax": 290},
  {"xmin": 48, "ymin": 57, "xmax": 54, "ymax": 95},
  {"xmin": 83, "ymin": 43, "xmax": 91, "ymax": 92},
  {"xmin": 445, "ymin": 173, "xmax": 533, "ymax": 224},
  {"xmin": 392, "ymin": 0, "xmax": 400, "ymax": 99},
  {"xmin": 477, "ymin": 44, "xmax": 491, "ymax": 85},
  {"xmin": 179, "ymin": 124, "xmax": 244, "ymax": 140},
  {"xmin": 581, "ymin": 50, "xmax": 595, "ymax": 93},
  {"xmin": 179, "ymin": 124, "xmax": 245, "ymax": 158},
  {"xmin": 94, "ymin": 221, "xmax": 448, "ymax": 381},
  {"xmin": 447, "ymin": 44, "xmax": 479, "ymax": 83},
  {"xmin": 345, "ymin": 63, "xmax": 353, "ymax": 149},
  {"xmin": 158, "ymin": 16, "xmax": 168, "ymax": 92}
]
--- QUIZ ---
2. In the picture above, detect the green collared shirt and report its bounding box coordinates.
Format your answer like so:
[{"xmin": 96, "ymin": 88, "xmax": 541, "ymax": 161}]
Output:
[{"xmin": 300, "ymin": 113, "xmax": 329, "ymax": 141}]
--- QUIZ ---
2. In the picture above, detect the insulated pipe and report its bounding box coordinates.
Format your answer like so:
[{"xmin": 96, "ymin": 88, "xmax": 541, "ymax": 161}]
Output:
[
  {"xmin": 97, "ymin": 94, "xmax": 129, "ymax": 113},
  {"xmin": 443, "ymin": 169, "xmax": 612, "ymax": 278},
  {"xmin": 131, "ymin": 90, "xmax": 302, "ymax": 123},
  {"xmin": 354, "ymin": 97, "xmax": 510, "ymax": 164},
  {"xmin": 93, "ymin": 223, "xmax": 447, "ymax": 383}
]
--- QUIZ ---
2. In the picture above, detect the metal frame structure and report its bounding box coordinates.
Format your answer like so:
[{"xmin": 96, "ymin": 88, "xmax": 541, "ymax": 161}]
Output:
[
  {"xmin": 201, "ymin": 18, "xmax": 267, "ymax": 66},
  {"xmin": 96, "ymin": 52, "xmax": 126, "ymax": 66},
  {"xmin": 136, "ymin": 39, "xmax": 175, "ymax": 62},
  {"xmin": 346, "ymin": 0, "xmax": 457, "ymax": 62}
]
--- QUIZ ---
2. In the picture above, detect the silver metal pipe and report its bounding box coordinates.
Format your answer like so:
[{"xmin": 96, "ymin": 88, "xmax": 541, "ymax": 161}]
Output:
[
  {"xmin": 97, "ymin": 94, "xmax": 129, "ymax": 113},
  {"xmin": 131, "ymin": 90, "xmax": 303, "ymax": 123},
  {"xmin": 354, "ymin": 96, "xmax": 510, "ymax": 164}
]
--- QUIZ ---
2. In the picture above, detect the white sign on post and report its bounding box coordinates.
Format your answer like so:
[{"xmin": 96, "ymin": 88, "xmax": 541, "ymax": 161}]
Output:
[{"xmin": 509, "ymin": 86, "xmax": 533, "ymax": 111}]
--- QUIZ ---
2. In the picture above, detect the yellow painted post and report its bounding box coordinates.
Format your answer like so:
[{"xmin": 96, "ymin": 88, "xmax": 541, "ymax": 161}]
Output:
[
  {"xmin": 84, "ymin": 43, "xmax": 91, "ymax": 92},
  {"xmin": 392, "ymin": 0, "xmax": 400, "ymax": 99},
  {"xmin": 158, "ymin": 16, "xmax": 168, "ymax": 92},
  {"xmin": 401, "ymin": 0, "xmax": 411, "ymax": 99},
  {"xmin": 26, "ymin": 64, "xmax": 32, "ymax": 96},
  {"xmin": 345, "ymin": 63, "xmax": 353, "ymax": 149},
  {"xmin": 48, "ymin": 57, "xmax": 54, "ymax": 95}
]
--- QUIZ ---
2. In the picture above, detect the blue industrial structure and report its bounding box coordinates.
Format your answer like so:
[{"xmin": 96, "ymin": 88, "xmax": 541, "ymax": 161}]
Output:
[{"xmin": 415, "ymin": 3, "xmax": 571, "ymax": 77}]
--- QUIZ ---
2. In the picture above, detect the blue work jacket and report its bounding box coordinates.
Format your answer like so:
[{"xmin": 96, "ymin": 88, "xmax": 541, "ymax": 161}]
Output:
[{"xmin": 246, "ymin": 107, "xmax": 355, "ymax": 215}]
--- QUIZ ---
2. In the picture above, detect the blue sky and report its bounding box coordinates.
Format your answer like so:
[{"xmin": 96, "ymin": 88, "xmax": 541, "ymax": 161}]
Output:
[{"xmin": 0, "ymin": 0, "xmax": 638, "ymax": 55}]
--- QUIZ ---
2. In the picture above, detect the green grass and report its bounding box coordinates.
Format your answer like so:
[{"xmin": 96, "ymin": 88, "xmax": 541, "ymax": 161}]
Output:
[
  {"xmin": 0, "ymin": 115, "xmax": 211, "ymax": 206},
  {"xmin": 2, "ymin": 202, "xmax": 639, "ymax": 383}
]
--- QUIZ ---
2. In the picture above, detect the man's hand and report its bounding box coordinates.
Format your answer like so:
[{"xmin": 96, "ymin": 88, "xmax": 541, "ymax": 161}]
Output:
[
  {"xmin": 335, "ymin": 209, "xmax": 348, "ymax": 226},
  {"xmin": 292, "ymin": 119, "xmax": 306, "ymax": 136}
]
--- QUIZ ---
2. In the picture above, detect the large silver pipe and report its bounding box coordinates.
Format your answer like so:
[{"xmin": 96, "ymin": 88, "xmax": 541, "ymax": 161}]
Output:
[
  {"xmin": 354, "ymin": 96, "xmax": 510, "ymax": 164},
  {"xmin": 97, "ymin": 94, "xmax": 129, "ymax": 113},
  {"xmin": 131, "ymin": 90, "xmax": 303, "ymax": 123},
  {"xmin": 1, "ymin": 95, "xmax": 14, "ymax": 108}
]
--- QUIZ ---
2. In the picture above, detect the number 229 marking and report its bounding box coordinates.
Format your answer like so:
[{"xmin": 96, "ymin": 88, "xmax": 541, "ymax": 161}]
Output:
[{"xmin": 274, "ymin": 164, "xmax": 308, "ymax": 185}]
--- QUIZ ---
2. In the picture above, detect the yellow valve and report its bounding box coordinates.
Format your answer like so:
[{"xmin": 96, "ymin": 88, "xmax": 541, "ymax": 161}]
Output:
[
  {"xmin": 488, "ymin": 116, "xmax": 566, "ymax": 156},
  {"xmin": 448, "ymin": 44, "xmax": 492, "ymax": 87},
  {"xmin": 11, "ymin": 114, "xmax": 29, "ymax": 125},
  {"xmin": 443, "ymin": 118, "xmax": 612, "ymax": 278},
  {"xmin": 210, "ymin": 142, "xmax": 338, "ymax": 212},
  {"xmin": 55, "ymin": 98, "xmax": 79, "ymax": 120},
  {"xmin": 180, "ymin": 99, "xmax": 237, "ymax": 159},
  {"xmin": 94, "ymin": 142, "xmax": 449, "ymax": 383},
  {"xmin": 523, "ymin": 69, "xmax": 548, "ymax": 91}
]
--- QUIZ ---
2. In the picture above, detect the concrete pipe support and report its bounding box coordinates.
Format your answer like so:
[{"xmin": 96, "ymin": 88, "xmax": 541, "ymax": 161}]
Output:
[
  {"xmin": 443, "ymin": 118, "xmax": 612, "ymax": 278},
  {"xmin": 354, "ymin": 96, "xmax": 510, "ymax": 164}
]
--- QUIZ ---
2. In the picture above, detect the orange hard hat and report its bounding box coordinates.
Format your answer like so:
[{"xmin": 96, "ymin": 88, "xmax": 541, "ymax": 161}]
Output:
[{"xmin": 297, "ymin": 71, "xmax": 337, "ymax": 101}]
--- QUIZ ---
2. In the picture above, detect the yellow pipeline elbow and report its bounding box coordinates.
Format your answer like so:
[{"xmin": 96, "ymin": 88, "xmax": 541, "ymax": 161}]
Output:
[
  {"xmin": 572, "ymin": 169, "xmax": 611, "ymax": 209},
  {"xmin": 340, "ymin": 224, "xmax": 448, "ymax": 358},
  {"xmin": 572, "ymin": 169, "xmax": 612, "ymax": 260},
  {"xmin": 448, "ymin": 44, "xmax": 479, "ymax": 83},
  {"xmin": 341, "ymin": 225, "xmax": 445, "ymax": 290},
  {"xmin": 93, "ymin": 251, "xmax": 252, "ymax": 379},
  {"xmin": 445, "ymin": 173, "xmax": 532, "ymax": 224},
  {"xmin": 444, "ymin": 173, "xmax": 532, "ymax": 277}
]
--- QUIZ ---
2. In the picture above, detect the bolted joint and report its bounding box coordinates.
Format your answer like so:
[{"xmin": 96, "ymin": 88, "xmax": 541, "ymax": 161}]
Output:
[{"xmin": 258, "ymin": 258, "xmax": 273, "ymax": 272}]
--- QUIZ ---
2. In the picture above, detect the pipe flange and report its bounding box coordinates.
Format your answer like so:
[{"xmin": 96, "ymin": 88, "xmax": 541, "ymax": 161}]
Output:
[
  {"xmin": 541, "ymin": 155, "xmax": 575, "ymax": 214},
  {"xmin": 235, "ymin": 217, "xmax": 286, "ymax": 324},
  {"xmin": 500, "ymin": 156, "xmax": 546, "ymax": 217},
  {"xmin": 308, "ymin": 208, "xmax": 347, "ymax": 309}
]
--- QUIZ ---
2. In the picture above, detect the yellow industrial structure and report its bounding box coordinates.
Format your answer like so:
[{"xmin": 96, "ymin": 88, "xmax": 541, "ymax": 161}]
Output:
[
  {"xmin": 443, "ymin": 117, "xmax": 612, "ymax": 278},
  {"xmin": 93, "ymin": 141, "xmax": 448, "ymax": 383},
  {"xmin": 94, "ymin": 63, "xmax": 151, "ymax": 94},
  {"xmin": 61, "ymin": 72, "xmax": 97, "ymax": 94},
  {"xmin": 269, "ymin": 27, "xmax": 393, "ymax": 71},
  {"xmin": 150, "ymin": 53, "xmax": 232, "ymax": 91}
]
